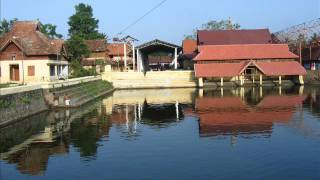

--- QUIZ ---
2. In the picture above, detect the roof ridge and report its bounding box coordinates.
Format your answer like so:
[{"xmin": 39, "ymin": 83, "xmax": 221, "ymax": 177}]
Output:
[{"xmin": 198, "ymin": 28, "xmax": 269, "ymax": 32}]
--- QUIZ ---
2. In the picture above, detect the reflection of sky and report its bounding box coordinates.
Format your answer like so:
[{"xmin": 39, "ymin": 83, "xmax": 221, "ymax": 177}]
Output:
[{"xmin": 1, "ymin": 87, "xmax": 320, "ymax": 179}]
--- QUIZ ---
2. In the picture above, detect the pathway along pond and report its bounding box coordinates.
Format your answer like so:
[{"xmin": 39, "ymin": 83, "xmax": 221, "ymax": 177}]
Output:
[{"xmin": 1, "ymin": 87, "xmax": 320, "ymax": 180}]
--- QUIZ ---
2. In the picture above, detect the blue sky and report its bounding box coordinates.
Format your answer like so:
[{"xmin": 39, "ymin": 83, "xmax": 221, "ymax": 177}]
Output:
[{"xmin": 1, "ymin": 0, "xmax": 319, "ymax": 44}]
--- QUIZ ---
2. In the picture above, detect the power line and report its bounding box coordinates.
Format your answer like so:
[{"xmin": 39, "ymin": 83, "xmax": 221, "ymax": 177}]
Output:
[{"xmin": 117, "ymin": 0, "xmax": 168, "ymax": 36}]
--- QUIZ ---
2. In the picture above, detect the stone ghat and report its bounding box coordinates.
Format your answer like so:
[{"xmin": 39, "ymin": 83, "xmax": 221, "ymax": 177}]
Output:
[{"xmin": 48, "ymin": 80, "xmax": 114, "ymax": 108}]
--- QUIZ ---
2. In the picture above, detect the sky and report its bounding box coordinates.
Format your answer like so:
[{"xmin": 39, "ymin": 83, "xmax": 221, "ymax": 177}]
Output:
[{"xmin": 1, "ymin": 0, "xmax": 319, "ymax": 45}]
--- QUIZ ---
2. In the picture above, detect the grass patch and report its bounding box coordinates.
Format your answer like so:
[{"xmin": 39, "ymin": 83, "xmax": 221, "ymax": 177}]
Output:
[
  {"xmin": 78, "ymin": 80, "xmax": 113, "ymax": 97},
  {"xmin": 0, "ymin": 83, "xmax": 14, "ymax": 89}
]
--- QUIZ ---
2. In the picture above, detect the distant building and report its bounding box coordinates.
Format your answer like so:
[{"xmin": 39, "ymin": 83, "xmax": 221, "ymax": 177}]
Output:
[
  {"xmin": 302, "ymin": 37, "xmax": 320, "ymax": 70},
  {"xmin": 106, "ymin": 43, "xmax": 132, "ymax": 71},
  {"xmin": 0, "ymin": 21, "xmax": 69, "ymax": 83},
  {"xmin": 192, "ymin": 29, "xmax": 306, "ymax": 86},
  {"xmin": 135, "ymin": 39, "xmax": 181, "ymax": 71},
  {"xmin": 83, "ymin": 39, "xmax": 109, "ymax": 73},
  {"xmin": 180, "ymin": 39, "xmax": 197, "ymax": 70}
]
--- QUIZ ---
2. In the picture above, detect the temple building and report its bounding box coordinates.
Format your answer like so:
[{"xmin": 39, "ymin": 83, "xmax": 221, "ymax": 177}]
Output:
[
  {"xmin": 135, "ymin": 39, "xmax": 181, "ymax": 71},
  {"xmin": 193, "ymin": 29, "xmax": 307, "ymax": 86},
  {"xmin": 0, "ymin": 21, "xmax": 69, "ymax": 83}
]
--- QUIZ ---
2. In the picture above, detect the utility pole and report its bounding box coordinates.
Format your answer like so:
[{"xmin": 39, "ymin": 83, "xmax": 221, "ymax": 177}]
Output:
[
  {"xmin": 121, "ymin": 36, "xmax": 138, "ymax": 71},
  {"xmin": 299, "ymin": 41, "xmax": 302, "ymax": 65}
]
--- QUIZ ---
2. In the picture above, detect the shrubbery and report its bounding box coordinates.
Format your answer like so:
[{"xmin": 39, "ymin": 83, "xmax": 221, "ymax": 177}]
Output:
[{"xmin": 69, "ymin": 61, "xmax": 97, "ymax": 78}]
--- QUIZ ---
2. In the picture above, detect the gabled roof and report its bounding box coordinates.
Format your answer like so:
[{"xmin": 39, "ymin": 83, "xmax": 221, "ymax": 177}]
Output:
[
  {"xmin": 85, "ymin": 39, "xmax": 107, "ymax": 52},
  {"xmin": 136, "ymin": 39, "xmax": 181, "ymax": 50},
  {"xmin": 106, "ymin": 43, "xmax": 131, "ymax": 56},
  {"xmin": 255, "ymin": 61, "xmax": 307, "ymax": 76},
  {"xmin": 194, "ymin": 44, "xmax": 299, "ymax": 61},
  {"xmin": 197, "ymin": 29, "xmax": 272, "ymax": 45},
  {"xmin": 0, "ymin": 20, "xmax": 63, "ymax": 56},
  {"xmin": 195, "ymin": 62, "xmax": 248, "ymax": 77},
  {"xmin": 194, "ymin": 60, "xmax": 306, "ymax": 78}
]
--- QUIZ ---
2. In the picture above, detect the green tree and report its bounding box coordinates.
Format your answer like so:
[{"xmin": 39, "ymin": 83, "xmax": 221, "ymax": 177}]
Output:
[
  {"xmin": 0, "ymin": 18, "xmax": 18, "ymax": 36},
  {"xmin": 64, "ymin": 35, "xmax": 92, "ymax": 77},
  {"xmin": 64, "ymin": 35, "xmax": 90, "ymax": 61},
  {"xmin": 184, "ymin": 19, "xmax": 241, "ymax": 39},
  {"xmin": 40, "ymin": 23, "xmax": 63, "ymax": 39},
  {"xmin": 68, "ymin": 3, "xmax": 106, "ymax": 40},
  {"xmin": 201, "ymin": 20, "xmax": 241, "ymax": 31}
]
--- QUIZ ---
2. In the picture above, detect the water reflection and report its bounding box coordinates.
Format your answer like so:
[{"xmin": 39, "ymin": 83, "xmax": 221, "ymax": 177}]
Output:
[
  {"xmin": 196, "ymin": 90, "xmax": 305, "ymax": 138},
  {"xmin": 1, "ymin": 87, "xmax": 320, "ymax": 178}
]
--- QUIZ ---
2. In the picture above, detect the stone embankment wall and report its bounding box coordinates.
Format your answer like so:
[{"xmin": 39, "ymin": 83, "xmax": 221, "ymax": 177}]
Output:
[
  {"xmin": 0, "ymin": 76, "xmax": 113, "ymax": 127},
  {"xmin": 103, "ymin": 71, "xmax": 197, "ymax": 89},
  {"xmin": 0, "ymin": 89, "xmax": 48, "ymax": 126}
]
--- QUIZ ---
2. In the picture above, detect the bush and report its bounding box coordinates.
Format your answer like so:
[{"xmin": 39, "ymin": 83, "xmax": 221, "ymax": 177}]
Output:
[{"xmin": 70, "ymin": 60, "xmax": 97, "ymax": 78}]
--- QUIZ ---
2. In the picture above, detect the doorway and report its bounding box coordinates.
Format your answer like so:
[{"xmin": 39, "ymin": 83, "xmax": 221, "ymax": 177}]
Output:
[{"xmin": 10, "ymin": 64, "xmax": 20, "ymax": 81}]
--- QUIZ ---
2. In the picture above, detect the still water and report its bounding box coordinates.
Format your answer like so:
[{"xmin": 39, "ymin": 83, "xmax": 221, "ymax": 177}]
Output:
[{"xmin": 1, "ymin": 87, "xmax": 320, "ymax": 180}]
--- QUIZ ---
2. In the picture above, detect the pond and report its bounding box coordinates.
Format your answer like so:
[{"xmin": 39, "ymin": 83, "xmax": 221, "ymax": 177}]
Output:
[{"xmin": 1, "ymin": 86, "xmax": 320, "ymax": 180}]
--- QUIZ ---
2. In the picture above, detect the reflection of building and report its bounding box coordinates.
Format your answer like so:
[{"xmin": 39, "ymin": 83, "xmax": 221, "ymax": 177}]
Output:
[
  {"xmin": 196, "ymin": 94, "xmax": 306, "ymax": 138},
  {"xmin": 0, "ymin": 20, "xmax": 69, "ymax": 83}
]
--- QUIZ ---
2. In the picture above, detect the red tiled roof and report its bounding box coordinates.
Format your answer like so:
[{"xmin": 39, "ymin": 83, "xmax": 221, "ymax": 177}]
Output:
[
  {"xmin": 85, "ymin": 40, "xmax": 107, "ymax": 52},
  {"xmin": 106, "ymin": 43, "xmax": 131, "ymax": 56},
  {"xmin": 195, "ymin": 60, "xmax": 306, "ymax": 77},
  {"xmin": 182, "ymin": 39, "xmax": 197, "ymax": 54},
  {"xmin": 194, "ymin": 44, "xmax": 299, "ymax": 61},
  {"xmin": 197, "ymin": 29, "xmax": 272, "ymax": 45},
  {"xmin": 0, "ymin": 21, "xmax": 64, "ymax": 56},
  {"xmin": 196, "ymin": 96, "xmax": 246, "ymax": 109},
  {"xmin": 258, "ymin": 95, "xmax": 306, "ymax": 108},
  {"xmin": 194, "ymin": 61, "xmax": 249, "ymax": 77},
  {"xmin": 255, "ymin": 61, "xmax": 307, "ymax": 76}
]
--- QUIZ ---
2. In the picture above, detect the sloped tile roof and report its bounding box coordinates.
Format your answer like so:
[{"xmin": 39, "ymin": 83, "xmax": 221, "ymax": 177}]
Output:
[
  {"xmin": 85, "ymin": 39, "xmax": 107, "ymax": 52},
  {"xmin": 194, "ymin": 44, "xmax": 299, "ymax": 61},
  {"xmin": 0, "ymin": 21, "xmax": 63, "ymax": 56},
  {"xmin": 106, "ymin": 43, "xmax": 131, "ymax": 56},
  {"xmin": 255, "ymin": 61, "xmax": 307, "ymax": 76},
  {"xmin": 194, "ymin": 62, "xmax": 248, "ymax": 77},
  {"xmin": 197, "ymin": 29, "xmax": 272, "ymax": 45}
]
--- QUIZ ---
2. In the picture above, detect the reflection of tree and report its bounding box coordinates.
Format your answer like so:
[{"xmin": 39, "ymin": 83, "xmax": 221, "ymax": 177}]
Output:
[{"xmin": 70, "ymin": 109, "xmax": 111, "ymax": 158}]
